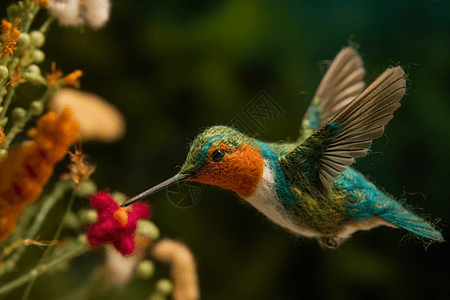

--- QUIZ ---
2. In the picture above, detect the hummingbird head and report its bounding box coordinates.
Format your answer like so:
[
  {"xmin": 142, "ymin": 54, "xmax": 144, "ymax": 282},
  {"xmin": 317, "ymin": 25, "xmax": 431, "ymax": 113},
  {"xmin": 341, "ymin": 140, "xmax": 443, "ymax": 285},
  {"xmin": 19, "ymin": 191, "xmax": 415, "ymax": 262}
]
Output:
[
  {"xmin": 121, "ymin": 126, "xmax": 265, "ymax": 207},
  {"xmin": 180, "ymin": 126, "xmax": 265, "ymax": 197}
]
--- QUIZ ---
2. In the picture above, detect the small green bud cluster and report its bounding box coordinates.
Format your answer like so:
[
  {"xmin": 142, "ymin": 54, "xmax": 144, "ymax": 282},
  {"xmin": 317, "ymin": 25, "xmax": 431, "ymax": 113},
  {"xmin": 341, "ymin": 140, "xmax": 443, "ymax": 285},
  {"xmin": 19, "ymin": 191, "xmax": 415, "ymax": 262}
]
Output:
[
  {"xmin": 16, "ymin": 30, "xmax": 46, "ymax": 69},
  {"xmin": 0, "ymin": 149, "xmax": 8, "ymax": 161},
  {"xmin": 64, "ymin": 211, "xmax": 82, "ymax": 230},
  {"xmin": 137, "ymin": 219, "xmax": 160, "ymax": 241},
  {"xmin": 112, "ymin": 191, "xmax": 128, "ymax": 205},
  {"xmin": 0, "ymin": 65, "xmax": 8, "ymax": 82},
  {"xmin": 11, "ymin": 107, "xmax": 27, "ymax": 122},
  {"xmin": 0, "ymin": 117, "xmax": 8, "ymax": 128},
  {"xmin": 75, "ymin": 179, "xmax": 98, "ymax": 197},
  {"xmin": 30, "ymin": 31, "xmax": 45, "ymax": 48},
  {"xmin": 148, "ymin": 279, "xmax": 174, "ymax": 300},
  {"xmin": 135, "ymin": 260, "xmax": 156, "ymax": 279},
  {"xmin": 31, "ymin": 49, "xmax": 45, "ymax": 64},
  {"xmin": 22, "ymin": 64, "xmax": 46, "ymax": 85},
  {"xmin": 29, "ymin": 101, "xmax": 44, "ymax": 116},
  {"xmin": 78, "ymin": 209, "xmax": 98, "ymax": 225},
  {"xmin": 6, "ymin": 3, "xmax": 21, "ymax": 20}
]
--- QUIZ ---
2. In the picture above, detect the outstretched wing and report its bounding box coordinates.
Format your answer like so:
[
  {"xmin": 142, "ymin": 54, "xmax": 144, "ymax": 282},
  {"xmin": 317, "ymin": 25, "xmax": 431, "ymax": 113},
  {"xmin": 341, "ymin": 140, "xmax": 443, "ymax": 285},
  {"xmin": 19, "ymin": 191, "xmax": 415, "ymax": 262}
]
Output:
[
  {"xmin": 281, "ymin": 67, "xmax": 406, "ymax": 197},
  {"xmin": 299, "ymin": 47, "xmax": 366, "ymax": 142}
]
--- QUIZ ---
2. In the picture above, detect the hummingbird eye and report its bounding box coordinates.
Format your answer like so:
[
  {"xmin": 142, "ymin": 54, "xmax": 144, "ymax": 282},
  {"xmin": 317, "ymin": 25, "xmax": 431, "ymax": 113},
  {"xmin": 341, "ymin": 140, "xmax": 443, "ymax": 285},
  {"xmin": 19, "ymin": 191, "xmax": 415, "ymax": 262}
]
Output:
[{"xmin": 211, "ymin": 148, "xmax": 225, "ymax": 162}]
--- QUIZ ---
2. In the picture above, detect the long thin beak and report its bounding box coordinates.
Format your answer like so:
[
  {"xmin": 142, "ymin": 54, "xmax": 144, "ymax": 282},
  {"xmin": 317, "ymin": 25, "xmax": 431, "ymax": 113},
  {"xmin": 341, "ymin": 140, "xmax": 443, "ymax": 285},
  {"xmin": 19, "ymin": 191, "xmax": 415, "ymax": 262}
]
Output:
[{"xmin": 121, "ymin": 172, "xmax": 193, "ymax": 207}]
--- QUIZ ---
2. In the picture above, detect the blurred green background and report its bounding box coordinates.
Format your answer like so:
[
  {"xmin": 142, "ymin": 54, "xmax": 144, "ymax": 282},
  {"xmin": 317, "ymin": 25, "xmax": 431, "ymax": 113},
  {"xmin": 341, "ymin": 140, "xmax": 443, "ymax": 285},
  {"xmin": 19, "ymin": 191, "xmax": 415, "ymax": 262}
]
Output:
[{"xmin": 2, "ymin": 0, "xmax": 450, "ymax": 299}]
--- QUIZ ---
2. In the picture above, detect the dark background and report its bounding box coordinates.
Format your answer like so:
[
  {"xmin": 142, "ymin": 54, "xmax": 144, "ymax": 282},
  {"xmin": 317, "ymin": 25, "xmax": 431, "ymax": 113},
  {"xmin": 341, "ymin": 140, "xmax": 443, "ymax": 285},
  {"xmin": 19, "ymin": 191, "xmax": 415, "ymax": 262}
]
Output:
[{"xmin": 2, "ymin": 0, "xmax": 450, "ymax": 299}]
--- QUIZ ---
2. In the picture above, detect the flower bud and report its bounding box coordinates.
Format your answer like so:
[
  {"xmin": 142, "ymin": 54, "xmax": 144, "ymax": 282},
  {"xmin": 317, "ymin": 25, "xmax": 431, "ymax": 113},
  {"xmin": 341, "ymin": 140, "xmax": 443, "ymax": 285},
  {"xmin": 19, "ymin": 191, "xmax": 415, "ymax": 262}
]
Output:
[
  {"xmin": 77, "ymin": 234, "xmax": 88, "ymax": 245},
  {"xmin": 19, "ymin": 56, "xmax": 33, "ymax": 68},
  {"xmin": 135, "ymin": 260, "xmax": 155, "ymax": 279},
  {"xmin": 112, "ymin": 192, "xmax": 127, "ymax": 205},
  {"xmin": 30, "ymin": 31, "xmax": 45, "ymax": 48},
  {"xmin": 64, "ymin": 211, "xmax": 81, "ymax": 229},
  {"xmin": 0, "ymin": 65, "xmax": 8, "ymax": 82},
  {"xmin": 0, "ymin": 150, "xmax": 8, "ymax": 162},
  {"xmin": 29, "ymin": 101, "xmax": 44, "ymax": 116},
  {"xmin": 75, "ymin": 179, "xmax": 98, "ymax": 197},
  {"xmin": 78, "ymin": 208, "xmax": 98, "ymax": 225},
  {"xmin": 18, "ymin": 33, "xmax": 30, "ymax": 49},
  {"xmin": 32, "ymin": 50, "xmax": 45, "ymax": 63},
  {"xmin": 148, "ymin": 295, "xmax": 165, "ymax": 300},
  {"xmin": 155, "ymin": 279, "xmax": 173, "ymax": 295},
  {"xmin": 27, "ymin": 64, "xmax": 41, "ymax": 75},
  {"xmin": 0, "ymin": 117, "xmax": 8, "ymax": 128},
  {"xmin": 8, "ymin": 58, "xmax": 19, "ymax": 74},
  {"xmin": 23, "ymin": 72, "xmax": 46, "ymax": 85},
  {"xmin": 11, "ymin": 107, "xmax": 27, "ymax": 122},
  {"xmin": 6, "ymin": 4, "xmax": 21, "ymax": 20},
  {"xmin": 137, "ymin": 220, "xmax": 160, "ymax": 241}
]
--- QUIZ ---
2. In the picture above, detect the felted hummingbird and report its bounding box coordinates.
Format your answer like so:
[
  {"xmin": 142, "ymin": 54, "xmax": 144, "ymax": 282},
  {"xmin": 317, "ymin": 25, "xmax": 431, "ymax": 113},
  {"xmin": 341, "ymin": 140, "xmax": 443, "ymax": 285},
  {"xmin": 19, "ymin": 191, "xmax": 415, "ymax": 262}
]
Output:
[{"xmin": 123, "ymin": 47, "xmax": 444, "ymax": 248}]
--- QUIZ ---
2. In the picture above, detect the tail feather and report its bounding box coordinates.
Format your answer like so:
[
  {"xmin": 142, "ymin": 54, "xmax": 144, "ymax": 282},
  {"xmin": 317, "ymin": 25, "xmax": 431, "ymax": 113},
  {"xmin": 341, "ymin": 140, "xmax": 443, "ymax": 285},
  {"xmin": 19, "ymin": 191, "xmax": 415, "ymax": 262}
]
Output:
[
  {"xmin": 378, "ymin": 205, "xmax": 444, "ymax": 242},
  {"xmin": 350, "ymin": 194, "xmax": 444, "ymax": 243},
  {"xmin": 341, "ymin": 168, "xmax": 443, "ymax": 243}
]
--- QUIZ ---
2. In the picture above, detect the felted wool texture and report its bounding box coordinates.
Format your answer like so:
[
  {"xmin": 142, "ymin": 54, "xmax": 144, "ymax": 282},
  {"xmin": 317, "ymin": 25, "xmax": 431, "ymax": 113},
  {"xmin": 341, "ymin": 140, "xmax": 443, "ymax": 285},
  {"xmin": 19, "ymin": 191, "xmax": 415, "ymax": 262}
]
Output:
[
  {"xmin": 190, "ymin": 143, "xmax": 264, "ymax": 198},
  {"xmin": 88, "ymin": 192, "xmax": 150, "ymax": 255},
  {"xmin": 245, "ymin": 161, "xmax": 320, "ymax": 238},
  {"xmin": 181, "ymin": 126, "xmax": 257, "ymax": 175},
  {"xmin": 181, "ymin": 126, "xmax": 351, "ymax": 236},
  {"xmin": 244, "ymin": 162, "xmax": 404, "ymax": 245},
  {"xmin": 272, "ymin": 132, "xmax": 354, "ymax": 235},
  {"xmin": 178, "ymin": 124, "xmax": 443, "ymax": 245},
  {"xmin": 0, "ymin": 108, "xmax": 79, "ymax": 244},
  {"xmin": 256, "ymin": 140, "xmax": 296, "ymax": 206},
  {"xmin": 337, "ymin": 167, "xmax": 444, "ymax": 242}
]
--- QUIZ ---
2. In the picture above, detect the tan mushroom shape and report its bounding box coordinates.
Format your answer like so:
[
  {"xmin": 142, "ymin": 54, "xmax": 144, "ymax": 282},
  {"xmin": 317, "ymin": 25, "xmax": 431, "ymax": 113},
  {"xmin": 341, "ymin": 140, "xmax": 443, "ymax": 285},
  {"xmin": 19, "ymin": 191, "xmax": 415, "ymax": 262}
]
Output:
[{"xmin": 49, "ymin": 88, "xmax": 126, "ymax": 143}]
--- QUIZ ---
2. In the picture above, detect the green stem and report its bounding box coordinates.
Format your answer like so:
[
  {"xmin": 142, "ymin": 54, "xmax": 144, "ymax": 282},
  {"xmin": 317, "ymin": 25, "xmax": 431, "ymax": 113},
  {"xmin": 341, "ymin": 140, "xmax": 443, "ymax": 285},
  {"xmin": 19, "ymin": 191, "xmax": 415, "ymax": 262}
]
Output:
[
  {"xmin": 0, "ymin": 86, "xmax": 15, "ymax": 121},
  {"xmin": 21, "ymin": 6, "xmax": 41, "ymax": 34},
  {"xmin": 0, "ymin": 241, "xmax": 89, "ymax": 296},
  {"xmin": 21, "ymin": 189, "xmax": 77, "ymax": 299},
  {"xmin": 0, "ymin": 181, "xmax": 74, "ymax": 276},
  {"xmin": 0, "ymin": 85, "xmax": 5, "ymax": 104},
  {"xmin": 40, "ymin": 14, "xmax": 56, "ymax": 34},
  {"xmin": 49, "ymin": 191, "xmax": 77, "ymax": 256}
]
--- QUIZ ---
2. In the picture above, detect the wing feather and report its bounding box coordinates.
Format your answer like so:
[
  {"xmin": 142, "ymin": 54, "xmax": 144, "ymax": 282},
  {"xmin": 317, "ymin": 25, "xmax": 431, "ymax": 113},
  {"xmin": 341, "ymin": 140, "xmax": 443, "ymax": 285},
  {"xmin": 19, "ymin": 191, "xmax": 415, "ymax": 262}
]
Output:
[
  {"xmin": 281, "ymin": 67, "xmax": 406, "ymax": 196},
  {"xmin": 299, "ymin": 47, "xmax": 366, "ymax": 140}
]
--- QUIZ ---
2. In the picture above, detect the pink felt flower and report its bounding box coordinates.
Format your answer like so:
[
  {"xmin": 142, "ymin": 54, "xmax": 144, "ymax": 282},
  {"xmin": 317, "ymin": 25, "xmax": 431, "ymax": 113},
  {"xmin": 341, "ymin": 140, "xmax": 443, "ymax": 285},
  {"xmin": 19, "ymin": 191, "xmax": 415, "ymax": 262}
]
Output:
[{"xmin": 87, "ymin": 192, "xmax": 150, "ymax": 255}]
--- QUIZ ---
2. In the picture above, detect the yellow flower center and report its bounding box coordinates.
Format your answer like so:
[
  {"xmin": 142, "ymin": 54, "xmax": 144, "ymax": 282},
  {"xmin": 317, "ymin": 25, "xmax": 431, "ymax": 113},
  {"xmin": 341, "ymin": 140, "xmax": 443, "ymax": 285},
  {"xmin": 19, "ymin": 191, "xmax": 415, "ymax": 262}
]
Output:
[{"xmin": 114, "ymin": 207, "xmax": 129, "ymax": 227}]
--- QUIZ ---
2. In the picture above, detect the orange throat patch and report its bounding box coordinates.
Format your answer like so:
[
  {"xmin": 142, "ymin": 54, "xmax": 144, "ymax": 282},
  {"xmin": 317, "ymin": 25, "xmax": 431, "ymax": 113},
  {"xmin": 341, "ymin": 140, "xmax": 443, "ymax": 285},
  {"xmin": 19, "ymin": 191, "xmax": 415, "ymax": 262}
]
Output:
[{"xmin": 190, "ymin": 143, "xmax": 264, "ymax": 198}]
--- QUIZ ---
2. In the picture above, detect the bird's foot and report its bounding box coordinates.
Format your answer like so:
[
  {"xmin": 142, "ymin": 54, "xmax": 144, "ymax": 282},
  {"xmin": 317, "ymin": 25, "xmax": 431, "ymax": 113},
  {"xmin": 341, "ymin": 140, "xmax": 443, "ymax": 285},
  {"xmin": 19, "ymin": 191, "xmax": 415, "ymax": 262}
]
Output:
[{"xmin": 318, "ymin": 236, "xmax": 341, "ymax": 250}]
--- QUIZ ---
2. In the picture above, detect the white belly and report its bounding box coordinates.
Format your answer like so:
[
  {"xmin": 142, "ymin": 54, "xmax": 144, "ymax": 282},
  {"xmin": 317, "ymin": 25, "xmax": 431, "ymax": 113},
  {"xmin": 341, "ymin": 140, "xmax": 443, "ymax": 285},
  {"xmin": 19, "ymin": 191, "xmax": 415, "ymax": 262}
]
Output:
[
  {"xmin": 243, "ymin": 161, "xmax": 320, "ymax": 238},
  {"xmin": 243, "ymin": 160, "xmax": 396, "ymax": 244}
]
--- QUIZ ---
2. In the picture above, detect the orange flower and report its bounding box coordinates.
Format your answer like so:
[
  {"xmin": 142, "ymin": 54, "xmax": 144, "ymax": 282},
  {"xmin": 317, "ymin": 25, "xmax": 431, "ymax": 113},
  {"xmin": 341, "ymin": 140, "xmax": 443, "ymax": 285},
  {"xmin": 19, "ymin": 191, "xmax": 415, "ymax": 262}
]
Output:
[
  {"xmin": 46, "ymin": 62, "xmax": 83, "ymax": 88},
  {"xmin": 0, "ymin": 129, "xmax": 6, "ymax": 146},
  {"xmin": 46, "ymin": 62, "xmax": 64, "ymax": 86},
  {"xmin": 0, "ymin": 108, "xmax": 80, "ymax": 243},
  {"xmin": 32, "ymin": 0, "xmax": 49, "ymax": 7},
  {"xmin": 1, "ymin": 19, "xmax": 20, "ymax": 57},
  {"xmin": 7, "ymin": 67, "xmax": 26, "ymax": 87},
  {"xmin": 61, "ymin": 143, "xmax": 96, "ymax": 186},
  {"xmin": 62, "ymin": 70, "xmax": 83, "ymax": 88}
]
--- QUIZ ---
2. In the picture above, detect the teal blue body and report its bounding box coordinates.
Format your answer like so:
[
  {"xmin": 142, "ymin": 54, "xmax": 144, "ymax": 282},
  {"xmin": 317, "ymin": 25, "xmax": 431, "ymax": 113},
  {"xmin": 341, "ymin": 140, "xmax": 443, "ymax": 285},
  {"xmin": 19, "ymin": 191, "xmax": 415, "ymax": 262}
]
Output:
[
  {"xmin": 338, "ymin": 167, "xmax": 442, "ymax": 241},
  {"xmin": 252, "ymin": 138, "xmax": 442, "ymax": 242}
]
